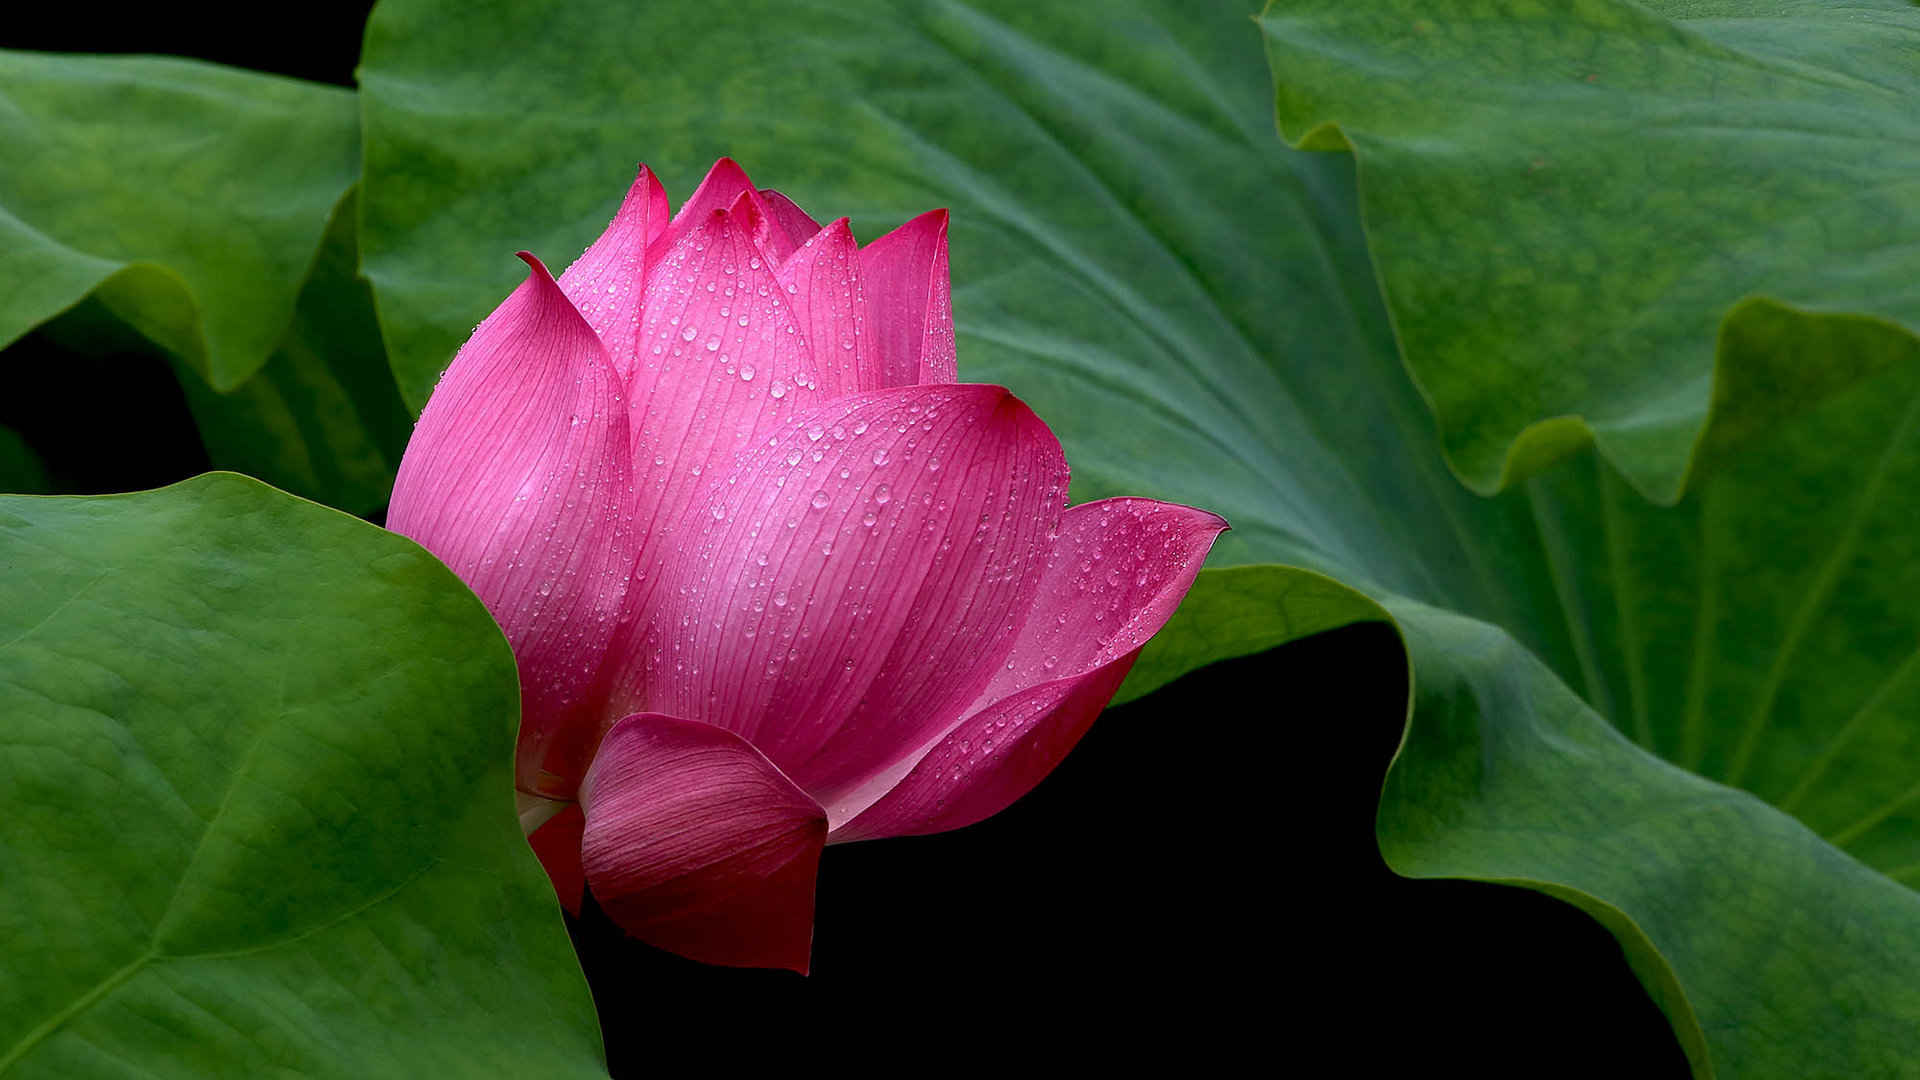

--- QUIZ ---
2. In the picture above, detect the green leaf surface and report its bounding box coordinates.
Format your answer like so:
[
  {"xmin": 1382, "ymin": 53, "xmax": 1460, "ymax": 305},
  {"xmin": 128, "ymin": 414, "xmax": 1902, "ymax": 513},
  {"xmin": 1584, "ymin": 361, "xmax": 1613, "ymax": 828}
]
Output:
[
  {"xmin": 357, "ymin": 0, "xmax": 1920, "ymax": 1071},
  {"xmin": 0, "ymin": 427, "xmax": 48, "ymax": 494},
  {"xmin": 29, "ymin": 188, "xmax": 411, "ymax": 516},
  {"xmin": 0, "ymin": 52, "xmax": 360, "ymax": 389},
  {"xmin": 1257, "ymin": 0, "xmax": 1920, "ymax": 501},
  {"xmin": 172, "ymin": 187, "xmax": 413, "ymax": 516},
  {"xmin": 0, "ymin": 474, "xmax": 604, "ymax": 1076}
]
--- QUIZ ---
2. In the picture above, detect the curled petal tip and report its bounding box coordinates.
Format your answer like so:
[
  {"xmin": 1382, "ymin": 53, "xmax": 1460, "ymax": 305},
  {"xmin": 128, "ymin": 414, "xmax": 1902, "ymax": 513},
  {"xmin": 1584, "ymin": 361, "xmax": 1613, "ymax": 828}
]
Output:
[
  {"xmin": 831, "ymin": 495, "xmax": 1225, "ymax": 841},
  {"xmin": 514, "ymin": 250, "xmax": 561, "ymax": 284}
]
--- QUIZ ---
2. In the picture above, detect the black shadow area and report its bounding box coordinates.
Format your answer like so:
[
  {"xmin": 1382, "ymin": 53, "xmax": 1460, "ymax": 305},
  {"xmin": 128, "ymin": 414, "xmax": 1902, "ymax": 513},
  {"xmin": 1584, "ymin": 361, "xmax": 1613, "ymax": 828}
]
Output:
[{"xmin": 569, "ymin": 622, "xmax": 1688, "ymax": 1076}]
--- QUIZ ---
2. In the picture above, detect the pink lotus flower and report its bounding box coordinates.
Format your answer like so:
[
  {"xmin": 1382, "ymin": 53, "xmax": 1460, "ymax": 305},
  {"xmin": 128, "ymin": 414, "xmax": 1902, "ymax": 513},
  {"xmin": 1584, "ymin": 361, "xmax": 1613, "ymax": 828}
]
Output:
[{"xmin": 388, "ymin": 159, "xmax": 1224, "ymax": 973}]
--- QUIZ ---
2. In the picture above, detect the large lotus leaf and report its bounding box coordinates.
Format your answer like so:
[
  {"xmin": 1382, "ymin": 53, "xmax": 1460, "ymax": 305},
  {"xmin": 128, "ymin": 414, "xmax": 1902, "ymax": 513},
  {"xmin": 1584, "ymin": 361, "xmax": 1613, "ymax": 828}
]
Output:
[
  {"xmin": 0, "ymin": 474, "xmax": 604, "ymax": 1076},
  {"xmin": 357, "ymin": 0, "xmax": 1920, "ymax": 1071},
  {"xmin": 0, "ymin": 52, "xmax": 359, "ymax": 389},
  {"xmin": 1256, "ymin": 0, "xmax": 1920, "ymax": 501},
  {"xmin": 170, "ymin": 187, "xmax": 412, "ymax": 517},
  {"xmin": 29, "ymin": 187, "xmax": 413, "ymax": 516}
]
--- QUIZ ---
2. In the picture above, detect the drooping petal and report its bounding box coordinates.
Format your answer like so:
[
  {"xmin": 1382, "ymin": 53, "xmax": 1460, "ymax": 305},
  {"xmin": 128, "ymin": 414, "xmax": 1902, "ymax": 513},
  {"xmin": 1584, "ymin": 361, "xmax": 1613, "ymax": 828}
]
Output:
[
  {"xmin": 775, "ymin": 217, "xmax": 876, "ymax": 397},
  {"xmin": 557, "ymin": 165, "xmax": 669, "ymax": 375},
  {"xmin": 829, "ymin": 659, "xmax": 1134, "ymax": 845},
  {"xmin": 860, "ymin": 209, "xmax": 957, "ymax": 386},
  {"xmin": 967, "ymin": 498, "xmax": 1227, "ymax": 708},
  {"xmin": 759, "ymin": 188, "xmax": 824, "ymax": 252},
  {"xmin": 527, "ymin": 802, "xmax": 586, "ymax": 916},
  {"xmin": 387, "ymin": 253, "xmax": 637, "ymax": 798},
  {"xmin": 647, "ymin": 383, "xmax": 1069, "ymax": 820},
  {"xmin": 580, "ymin": 713, "xmax": 826, "ymax": 973},
  {"xmin": 830, "ymin": 498, "xmax": 1226, "ymax": 842}
]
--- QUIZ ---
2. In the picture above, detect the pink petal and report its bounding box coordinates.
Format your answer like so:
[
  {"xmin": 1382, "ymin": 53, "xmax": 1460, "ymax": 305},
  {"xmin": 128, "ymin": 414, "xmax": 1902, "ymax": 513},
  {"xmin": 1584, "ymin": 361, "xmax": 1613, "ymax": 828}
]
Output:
[
  {"xmin": 557, "ymin": 165, "xmax": 669, "ymax": 376},
  {"xmin": 665, "ymin": 158, "xmax": 756, "ymax": 244},
  {"xmin": 759, "ymin": 188, "xmax": 825, "ymax": 251},
  {"xmin": 859, "ymin": 209, "xmax": 958, "ymax": 387},
  {"xmin": 662, "ymin": 158, "xmax": 796, "ymax": 267},
  {"xmin": 968, "ymin": 498, "xmax": 1226, "ymax": 707},
  {"xmin": 622, "ymin": 195, "xmax": 829, "ymax": 577},
  {"xmin": 775, "ymin": 218, "xmax": 878, "ymax": 397},
  {"xmin": 831, "ymin": 498, "xmax": 1226, "ymax": 842},
  {"xmin": 387, "ymin": 253, "xmax": 637, "ymax": 799},
  {"xmin": 580, "ymin": 713, "xmax": 826, "ymax": 973},
  {"xmin": 647, "ymin": 383, "xmax": 1069, "ymax": 821},
  {"xmin": 528, "ymin": 802, "xmax": 587, "ymax": 916}
]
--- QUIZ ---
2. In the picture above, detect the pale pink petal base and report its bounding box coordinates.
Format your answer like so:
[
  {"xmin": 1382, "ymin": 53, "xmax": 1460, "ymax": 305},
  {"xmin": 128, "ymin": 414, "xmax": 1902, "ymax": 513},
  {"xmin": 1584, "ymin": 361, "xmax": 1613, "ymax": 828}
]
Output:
[
  {"xmin": 580, "ymin": 713, "xmax": 828, "ymax": 974},
  {"xmin": 831, "ymin": 498, "xmax": 1226, "ymax": 842}
]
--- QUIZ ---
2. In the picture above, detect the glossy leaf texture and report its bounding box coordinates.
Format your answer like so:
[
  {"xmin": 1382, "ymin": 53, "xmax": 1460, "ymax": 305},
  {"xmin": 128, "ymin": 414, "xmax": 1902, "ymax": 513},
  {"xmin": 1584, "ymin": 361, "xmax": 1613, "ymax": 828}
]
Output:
[
  {"xmin": 0, "ymin": 52, "xmax": 360, "ymax": 390},
  {"xmin": 1257, "ymin": 0, "xmax": 1920, "ymax": 501},
  {"xmin": 0, "ymin": 474, "xmax": 604, "ymax": 1076},
  {"xmin": 357, "ymin": 0, "xmax": 1920, "ymax": 1073}
]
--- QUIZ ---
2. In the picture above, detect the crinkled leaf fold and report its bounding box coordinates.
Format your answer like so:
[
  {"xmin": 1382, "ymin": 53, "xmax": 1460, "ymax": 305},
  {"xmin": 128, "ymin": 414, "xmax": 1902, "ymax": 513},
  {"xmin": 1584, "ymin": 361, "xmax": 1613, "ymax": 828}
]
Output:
[
  {"xmin": 1256, "ymin": 0, "xmax": 1920, "ymax": 502},
  {"xmin": 0, "ymin": 52, "xmax": 360, "ymax": 390}
]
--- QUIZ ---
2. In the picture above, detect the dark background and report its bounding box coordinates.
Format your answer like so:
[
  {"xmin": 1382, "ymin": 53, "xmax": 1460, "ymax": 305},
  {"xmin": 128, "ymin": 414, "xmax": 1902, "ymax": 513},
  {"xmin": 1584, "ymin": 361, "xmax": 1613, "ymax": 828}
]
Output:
[{"xmin": 6, "ymin": 7, "xmax": 1687, "ymax": 1074}]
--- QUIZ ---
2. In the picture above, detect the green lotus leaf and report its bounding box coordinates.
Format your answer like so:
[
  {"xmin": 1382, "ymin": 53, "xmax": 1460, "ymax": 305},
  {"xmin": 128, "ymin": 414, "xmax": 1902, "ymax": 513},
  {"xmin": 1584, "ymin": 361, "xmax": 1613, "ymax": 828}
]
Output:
[
  {"xmin": 0, "ymin": 52, "xmax": 358, "ymax": 390},
  {"xmin": 1257, "ymin": 0, "xmax": 1920, "ymax": 501},
  {"xmin": 0, "ymin": 473, "xmax": 604, "ymax": 1076},
  {"xmin": 356, "ymin": 0, "xmax": 1920, "ymax": 1071}
]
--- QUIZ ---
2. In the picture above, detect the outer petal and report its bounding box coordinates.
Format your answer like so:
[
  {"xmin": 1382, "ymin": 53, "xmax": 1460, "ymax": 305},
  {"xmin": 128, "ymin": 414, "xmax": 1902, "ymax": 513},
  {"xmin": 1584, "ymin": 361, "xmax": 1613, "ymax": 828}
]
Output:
[
  {"xmin": 859, "ymin": 209, "xmax": 958, "ymax": 386},
  {"xmin": 557, "ymin": 165, "xmax": 669, "ymax": 374},
  {"xmin": 831, "ymin": 498, "xmax": 1226, "ymax": 842},
  {"xmin": 580, "ymin": 713, "xmax": 826, "ymax": 973},
  {"xmin": 647, "ymin": 383, "xmax": 1069, "ymax": 820},
  {"xmin": 759, "ymin": 189, "xmax": 825, "ymax": 252},
  {"xmin": 387, "ymin": 254, "xmax": 637, "ymax": 798},
  {"xmin": 527, "ymin": 802, "xmax": 586, "ymax": 916},
  {"xmin": 775, "ymin": 217, "xmax": 876, "ymax": 397}
]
